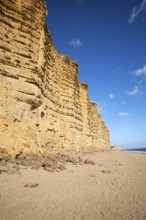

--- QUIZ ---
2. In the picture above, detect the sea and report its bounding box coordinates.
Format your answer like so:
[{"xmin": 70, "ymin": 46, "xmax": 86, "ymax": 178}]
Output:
[{"xmin": 124, "ymin": 148, "xmax": 146, "ymax": 154}]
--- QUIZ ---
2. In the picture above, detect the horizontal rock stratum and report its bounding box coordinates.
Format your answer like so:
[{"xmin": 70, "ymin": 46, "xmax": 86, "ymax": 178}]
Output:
[{"xmin": 0, "ymin": 0, "xmax": 110, "ymax": 155}]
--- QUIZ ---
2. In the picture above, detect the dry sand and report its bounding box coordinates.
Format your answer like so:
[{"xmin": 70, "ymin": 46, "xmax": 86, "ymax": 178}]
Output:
[{"xmin": 0, "ymin": 151, "xmax": 146, "ymax": 220}]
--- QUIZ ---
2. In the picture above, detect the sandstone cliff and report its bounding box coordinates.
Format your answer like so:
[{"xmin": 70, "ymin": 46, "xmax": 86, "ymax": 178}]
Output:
[
  {"xmin": 0, "ymin": 0, "xmax": 110, "ymax": 155},
  {"xmin": 111, "ymin": 146, "xmax": 124, "ymax": 151}
]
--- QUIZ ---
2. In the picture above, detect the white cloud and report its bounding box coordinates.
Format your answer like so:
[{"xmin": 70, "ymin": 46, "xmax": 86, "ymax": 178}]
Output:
[
  {"xmin": 108, "ymin": 93, "xmax": 114, "ymax": 100},
  {"xmin": 127, "ymin": 85, "xmax": 140, "ymax": 96},
  {"xmin": 68, "ymin": 38, "xmax": 82, "ymax": 47},
  {"xmin": 128, "ymin": 0, "xmax": 146, "ymax": 24},
  {"xmin": 118, "ymin": 112, "xmax": 129, "ymax": 117},
  {"xmin": 132, "ymin": 65, "xmax": 146, "ymax": 76}
]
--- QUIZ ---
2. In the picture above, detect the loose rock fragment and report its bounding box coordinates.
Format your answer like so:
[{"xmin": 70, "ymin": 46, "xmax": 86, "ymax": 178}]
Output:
[
  {"xmin": 78, "ymin": 156, "xmax": 84, "ymax": 162},
  {"xmin": 43, "ymin": 159, "xmax": 57, "ymax": 170},
  {"xmin": 0, "ymin": 166, "xmax": 8, "ymax": 173},
  {"xmin": 24, "ymin": 183, "xmax": 39, "ymax": 188},
  {"xmin": 31, "ymin": 162, "xmax": 42, "ymax": 170},
  {"xmin": 44, "ymin": 167, "xmax": 55, "ymax": 172},
  {"xmin": 84, "ymin": 159, "xmax": 95, "ymax": 165},
  {"xmin": 101, "ymin": 170, "xmax": 112, "ymax": 174},
  {"xmin": 57, "ymin": 164, "xmax": 66, "ymax": 171}
]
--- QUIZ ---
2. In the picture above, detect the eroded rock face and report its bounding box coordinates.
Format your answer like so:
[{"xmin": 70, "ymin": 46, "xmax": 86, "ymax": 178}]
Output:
[{"xmin": 0, "ymin": 0, "xmax": 110, "ymax": 155}]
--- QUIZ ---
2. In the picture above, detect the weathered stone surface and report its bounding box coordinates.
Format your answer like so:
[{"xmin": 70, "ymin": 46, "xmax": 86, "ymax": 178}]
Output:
[{"xmin": 0, "ymin": 0, "xmax": 110, "ymax": 155}]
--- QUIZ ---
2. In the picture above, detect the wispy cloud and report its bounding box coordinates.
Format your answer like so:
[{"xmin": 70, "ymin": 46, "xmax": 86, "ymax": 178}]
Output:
[
  {"xmin": 118, "ymin": 112, "xmax": 129, "ymax": 117},
  {"xmin": 113, "ymin": 66, "xmax": 121, "ymax": 74},
  {"xmin": 76, "ymin": 0, "xmax": 83, "ymax": 4},
  {"xmin": 108, "ymin": 93, "xmax": 114, "ymax": 100},
  {"xmin": 127, "ymin": 85, "xmax": 140, "ymax": 96},
  {"xmin": 97, "ymin": 101, "xmax": 106, "ymax": 114},
  {"xmin": 113, "ymin": 66, "xmax": 123, "ymax": 83},
  {"xmin": 132, "ymin": 65, "xmax": 146, "ymax": 76},
  {"xmin": 127, "ymin": 64, "xmax": 146, "ymax": 97},
  {"xmin": 68, "ymin": 38, "xmax": 82, "ymax": 47},
  {"xmin": 128, "ymin": 0, "xmax": 146, "ymax": 24}
]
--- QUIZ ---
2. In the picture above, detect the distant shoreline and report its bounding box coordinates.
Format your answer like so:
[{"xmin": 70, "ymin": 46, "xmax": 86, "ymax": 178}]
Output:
[{"xmin": 124, "ymin": 148, "xmax": 146, "ymax": 154}]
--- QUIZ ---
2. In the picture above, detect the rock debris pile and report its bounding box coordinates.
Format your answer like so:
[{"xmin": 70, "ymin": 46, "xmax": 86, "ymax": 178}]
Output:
[{"xmin": 0, "ymin": 149, "xmax": 95, "ymax": 174}]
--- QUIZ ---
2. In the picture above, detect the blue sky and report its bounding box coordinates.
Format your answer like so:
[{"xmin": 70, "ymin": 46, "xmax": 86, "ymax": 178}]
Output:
[{"xmin": 46, "ymin": 0, "xmax": 146, "ymax": 149}]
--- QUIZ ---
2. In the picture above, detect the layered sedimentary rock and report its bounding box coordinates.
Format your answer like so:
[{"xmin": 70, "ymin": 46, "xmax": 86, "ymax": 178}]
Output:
[{"xmin": 0, "ymin": 0, "xmax": 110, "ymax": 155}]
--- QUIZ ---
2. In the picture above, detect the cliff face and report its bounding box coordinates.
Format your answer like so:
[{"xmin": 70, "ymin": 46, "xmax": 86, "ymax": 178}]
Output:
[{"xmin": 0, "ymin": 0, "xmax": 110, "ymax": 155}]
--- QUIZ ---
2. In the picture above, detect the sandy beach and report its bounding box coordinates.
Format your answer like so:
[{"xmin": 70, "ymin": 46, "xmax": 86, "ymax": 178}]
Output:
[{"xmin": 0, "ymin": 151, "xmax": 146, "ymax": 220}]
